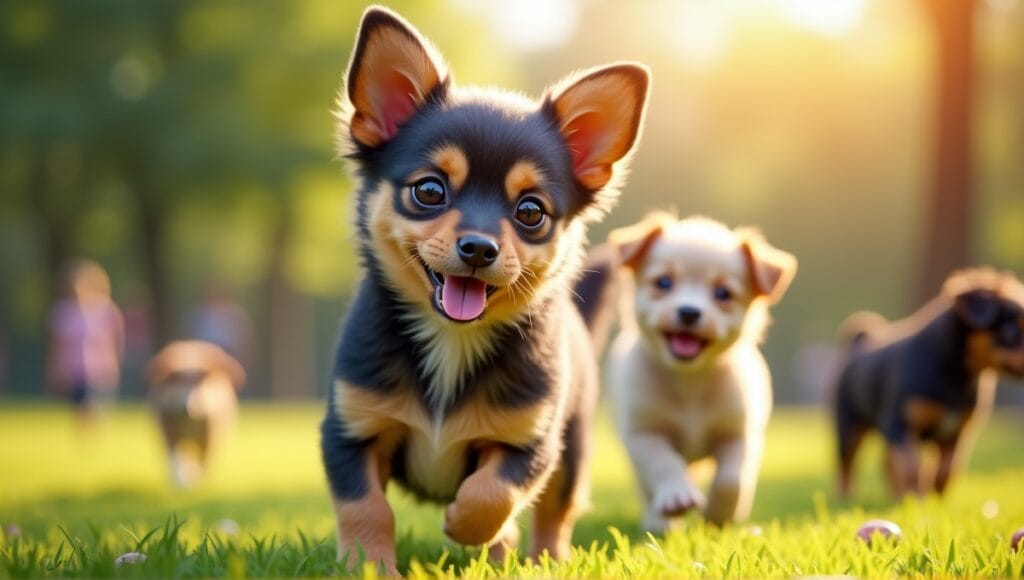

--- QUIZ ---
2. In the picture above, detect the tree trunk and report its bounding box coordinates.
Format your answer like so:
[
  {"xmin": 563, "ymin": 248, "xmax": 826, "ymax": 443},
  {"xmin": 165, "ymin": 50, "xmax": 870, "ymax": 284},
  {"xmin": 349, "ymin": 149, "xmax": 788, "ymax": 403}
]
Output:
[
  {"xmin": 138, "ymin": 199, "xmax": 174, "ymax": 347},
  {"xmin": 918, "ymin": 0, "xmax": 977, "ymax": 303},
  {"xmin": 29, "ymin": 160, "xmax": 72, "ymax": 308},
  {"xmin": 267, "ymin": 210, "xmax": 315, "ymax": 399}
]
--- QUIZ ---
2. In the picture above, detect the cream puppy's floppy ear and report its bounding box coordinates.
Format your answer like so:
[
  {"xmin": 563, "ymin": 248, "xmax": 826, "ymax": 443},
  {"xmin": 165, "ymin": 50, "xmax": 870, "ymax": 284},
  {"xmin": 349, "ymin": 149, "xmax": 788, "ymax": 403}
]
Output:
[
  {"xmin": 737, "ymin": 229, "xmax": 797, "ymax": 304},
  {"xmin": 344, "ymin": 7, "xmax": 447, "ymax": 148},
  {"xmin": 547, "ymin": 64, "xmax": 650, "ymax": 192},
  {"xmin": 609, "ymin": 211, "xmax": 674, "ymax": 269}
]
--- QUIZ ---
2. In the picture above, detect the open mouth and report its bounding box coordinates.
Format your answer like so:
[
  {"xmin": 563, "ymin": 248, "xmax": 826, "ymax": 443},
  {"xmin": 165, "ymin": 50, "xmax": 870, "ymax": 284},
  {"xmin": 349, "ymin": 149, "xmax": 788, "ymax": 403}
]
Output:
[
  {"xmin": 422, "ymin": 261, "xmax": 497, "ymax": 323},
  {"xmin": 664, "ymin": 331, "xmax": 709, "ymax": 361}
]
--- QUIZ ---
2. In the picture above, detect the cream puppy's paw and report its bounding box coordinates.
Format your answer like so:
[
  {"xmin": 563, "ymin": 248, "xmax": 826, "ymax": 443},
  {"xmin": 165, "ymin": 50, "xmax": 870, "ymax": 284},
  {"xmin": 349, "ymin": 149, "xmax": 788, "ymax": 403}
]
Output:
[
  {"xmin": 642, "ymin": 481, "xmax": 706, "ymax": 533},
  {"xmin": 653, "ymin": 480, "xmax": 706, "ymax": 517}
]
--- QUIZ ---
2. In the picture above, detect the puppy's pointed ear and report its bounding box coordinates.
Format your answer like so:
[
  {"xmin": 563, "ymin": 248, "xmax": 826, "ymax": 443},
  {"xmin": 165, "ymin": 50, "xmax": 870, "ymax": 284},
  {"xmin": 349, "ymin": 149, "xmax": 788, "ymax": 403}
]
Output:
[
  {"xmin": 738, "ymin": 230, "xmax": 797, "ymax": 304},
  {"xmin": 954, "ymin": 289, "xmax": 1000, "ymax": 329},
  {"xmin": 548, "ymin": 64, "xmax": 650, "ymax": 191},
  {"xmin": 608, "ymin": 212, "xmax": 671, "ymax": 270},
  {"xmin": 344, "ymin": 8, "xmax": 446, "ymax": 148}
]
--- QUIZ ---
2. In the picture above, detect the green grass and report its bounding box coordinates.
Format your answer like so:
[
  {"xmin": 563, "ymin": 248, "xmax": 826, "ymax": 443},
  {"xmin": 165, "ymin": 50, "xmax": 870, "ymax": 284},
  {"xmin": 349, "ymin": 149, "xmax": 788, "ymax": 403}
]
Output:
[{"xmin": 2, "ymin": 402, "xmax": 1024, "ymax": 577}]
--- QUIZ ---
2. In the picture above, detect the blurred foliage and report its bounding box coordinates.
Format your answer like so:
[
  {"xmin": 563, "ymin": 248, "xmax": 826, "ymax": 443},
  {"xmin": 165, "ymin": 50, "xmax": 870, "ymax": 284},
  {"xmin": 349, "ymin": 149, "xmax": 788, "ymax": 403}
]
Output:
[{"xmin": 0, "ymin": 0, "xmax": 1022, "ymax": 399}]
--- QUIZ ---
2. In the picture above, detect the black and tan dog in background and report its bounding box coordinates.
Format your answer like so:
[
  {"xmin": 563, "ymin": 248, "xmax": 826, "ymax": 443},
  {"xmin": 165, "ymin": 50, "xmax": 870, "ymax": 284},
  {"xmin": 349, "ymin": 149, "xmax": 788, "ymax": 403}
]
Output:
[
  {"xmin": 147, "ymin": 340, "xmax": 245, "ymax": 488},
  {"xmin": 320, "ymin": 7, "xmax": 650, "ymax": 571},
  {"xmin": 834, "ymin": 268, "xmax": 1024, "ymax": 498}
]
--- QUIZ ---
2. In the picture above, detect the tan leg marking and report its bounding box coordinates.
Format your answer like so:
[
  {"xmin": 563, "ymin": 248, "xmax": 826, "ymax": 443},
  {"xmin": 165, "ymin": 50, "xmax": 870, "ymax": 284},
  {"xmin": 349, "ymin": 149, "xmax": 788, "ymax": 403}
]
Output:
[
  {"xmin": 839, "ymin": 424, "xmax": 867, "ymax": 498},
  {"xmin": 904, "ymin": 398, "xmax": 945, "ymax": 432},
  {"xmin": 444, "ymin": 446, "xmax": 524, "ymax": 546},
  {"xmin": 487, "ymin": 519, "xmax": 521, "ymax": 563},
  {"xmin": 886, "ymin": 441, "xmax": 921, "ymax": 498},
  {"xmin": 333, "ymin": 442, "xmax": 397, "ymax": 574},
  {"xmin": 531, "ymin": 465, "xmax": 585, "ymax": 560}
]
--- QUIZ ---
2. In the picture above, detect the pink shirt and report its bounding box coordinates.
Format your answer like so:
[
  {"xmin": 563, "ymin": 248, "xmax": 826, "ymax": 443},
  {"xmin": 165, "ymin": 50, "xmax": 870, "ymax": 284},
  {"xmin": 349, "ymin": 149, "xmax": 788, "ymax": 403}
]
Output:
[{"xmin": 49, "ymin": 298, "xmax": 124, "ymax": 391}]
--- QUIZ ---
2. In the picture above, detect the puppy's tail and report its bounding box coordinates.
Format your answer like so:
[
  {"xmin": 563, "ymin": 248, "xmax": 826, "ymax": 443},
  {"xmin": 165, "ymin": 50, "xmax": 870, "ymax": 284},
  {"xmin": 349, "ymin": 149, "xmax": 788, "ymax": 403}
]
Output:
[
  {"xmin": 837, "ymin": 310, "xmax": 887, "ymax": 353},
  {"xmin": 573, "ymin": 243, "xmax": 621, "ymax": 355}
]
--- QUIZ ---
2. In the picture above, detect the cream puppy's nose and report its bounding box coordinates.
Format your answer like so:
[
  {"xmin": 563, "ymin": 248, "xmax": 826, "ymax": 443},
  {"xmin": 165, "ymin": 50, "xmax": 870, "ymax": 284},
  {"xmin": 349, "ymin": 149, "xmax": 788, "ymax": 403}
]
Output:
[{"xmin": 677, "ymin": 306, "xmax": 702, "ymax": 326}]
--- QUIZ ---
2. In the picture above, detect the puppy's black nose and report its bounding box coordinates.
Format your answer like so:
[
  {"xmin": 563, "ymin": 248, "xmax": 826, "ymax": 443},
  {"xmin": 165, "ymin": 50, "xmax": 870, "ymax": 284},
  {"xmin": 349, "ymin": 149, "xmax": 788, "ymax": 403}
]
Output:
[
  {"xmin": 456, "ymin": 235, "xmax": 499, "ymax": 268},
  {"xmin": 677, "ymin": 306, "xmax": 702, "ymax": 326}
]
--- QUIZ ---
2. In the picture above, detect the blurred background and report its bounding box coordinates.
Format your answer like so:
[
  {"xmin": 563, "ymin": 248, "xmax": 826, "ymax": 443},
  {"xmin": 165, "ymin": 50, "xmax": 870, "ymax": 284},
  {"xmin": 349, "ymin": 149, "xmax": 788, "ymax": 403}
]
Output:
[{"xmin": 1, "ymin": 0, "xmax": 1022, "ymax": 403}]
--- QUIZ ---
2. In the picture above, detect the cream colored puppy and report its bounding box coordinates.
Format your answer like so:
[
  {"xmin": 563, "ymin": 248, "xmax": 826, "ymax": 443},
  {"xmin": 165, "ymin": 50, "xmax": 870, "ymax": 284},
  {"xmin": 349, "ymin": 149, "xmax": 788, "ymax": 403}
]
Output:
[{"xmin": 606, "ymin": 213, "xmax": 796, "ymax": 530}]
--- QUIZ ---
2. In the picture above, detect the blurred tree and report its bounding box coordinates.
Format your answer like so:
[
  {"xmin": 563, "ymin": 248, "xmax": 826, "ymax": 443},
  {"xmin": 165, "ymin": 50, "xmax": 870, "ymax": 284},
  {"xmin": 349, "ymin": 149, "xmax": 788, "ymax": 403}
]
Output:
[
  {"xmin": 919, "ymin": 0, "xmax": 977, "ymax": 302},
  {"xmin": 1, "ymin": 0, "xmax": 471, "ymax": 396},
  {"xmin": 1, "ymin": 0, "xmax": 339, "ymax": 394}
]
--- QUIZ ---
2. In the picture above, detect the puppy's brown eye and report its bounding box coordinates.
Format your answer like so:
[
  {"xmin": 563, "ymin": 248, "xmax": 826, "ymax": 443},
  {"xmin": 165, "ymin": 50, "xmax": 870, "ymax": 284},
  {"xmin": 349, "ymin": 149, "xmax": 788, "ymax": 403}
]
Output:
[
  {"xmin": 515, "ymin": 197, "xmax": 545, "ymax": 228},
  {"xmin": 713, "ymin": 285, "xmax": 733, "ymax": 302},
  {"xmin": 654, "ymin": 275, "xmax": 672, "ymax": 291},
  {"xmin": 411, "ymin": 177, "xmax": 446, "ymax": 208}
]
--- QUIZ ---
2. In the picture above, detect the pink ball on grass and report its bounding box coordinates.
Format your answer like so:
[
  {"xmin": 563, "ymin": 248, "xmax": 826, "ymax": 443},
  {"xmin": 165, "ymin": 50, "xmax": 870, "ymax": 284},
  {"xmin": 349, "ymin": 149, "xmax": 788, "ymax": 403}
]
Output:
[
  {"xmin": 1011, "ymin": 528, "xmax": 1024, "ymax": 552},
  {"xmin": 856, "ymin": 519, "xmax": 902, "ymax": 544}
]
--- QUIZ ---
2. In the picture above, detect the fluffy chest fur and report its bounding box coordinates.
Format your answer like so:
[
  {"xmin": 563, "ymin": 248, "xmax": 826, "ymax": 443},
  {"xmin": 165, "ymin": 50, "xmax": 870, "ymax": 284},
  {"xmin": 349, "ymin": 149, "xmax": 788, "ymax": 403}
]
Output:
[
  {"xmin": 402, "ymin": 310, "xmax": 504, "ymax": 410},
  {"xmin": 332, "ymin": 286, "xmax": 577, "ymax": 499},
  {"xmin": 609, "ymin": 331, "xmax": 772, "ymax": 461},
  {"xmin": 332, "ymin": 374, "xmax": 561, "ymax": 500}
]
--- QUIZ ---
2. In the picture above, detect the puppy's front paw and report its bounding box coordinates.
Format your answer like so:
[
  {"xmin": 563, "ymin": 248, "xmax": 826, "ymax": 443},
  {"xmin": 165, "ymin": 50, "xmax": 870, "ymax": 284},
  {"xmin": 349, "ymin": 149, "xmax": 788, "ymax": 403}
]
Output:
[
  {"xmin": 652, "ymin": 480, "xmax": 706, "ymax": 517},
  {"xmin": 444, "ymin": 481, "xmax": 515, "ymax": 546}
]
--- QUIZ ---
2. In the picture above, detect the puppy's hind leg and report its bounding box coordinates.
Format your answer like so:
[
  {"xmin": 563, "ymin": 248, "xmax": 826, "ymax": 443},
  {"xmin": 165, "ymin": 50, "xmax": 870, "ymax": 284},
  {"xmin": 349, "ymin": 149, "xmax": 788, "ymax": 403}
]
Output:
[
  {"xmin": 705, "ymin": 437, "xmax": 760, "ymax": 526},
  {"xmin": 532, "ymin": 415, "xmax": 589, "ymax": 560},
  {"xmin": 885, "ymin": 439, "xmax": 922, "ymax": 498},
  {"xmin": 836, "ymin": 408, "xmax": 867, "ymax": 499},
  {"xmin": 486, "ymin": 520, "xmax": 521, "ymax": 563}
]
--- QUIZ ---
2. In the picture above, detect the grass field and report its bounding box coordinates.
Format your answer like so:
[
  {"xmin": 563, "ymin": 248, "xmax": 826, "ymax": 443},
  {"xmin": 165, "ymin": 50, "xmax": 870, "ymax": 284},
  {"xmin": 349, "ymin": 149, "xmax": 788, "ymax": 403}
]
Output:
[{"xmin": 2, "ymin": 402, "xmax": 1024, "ymax": 577}]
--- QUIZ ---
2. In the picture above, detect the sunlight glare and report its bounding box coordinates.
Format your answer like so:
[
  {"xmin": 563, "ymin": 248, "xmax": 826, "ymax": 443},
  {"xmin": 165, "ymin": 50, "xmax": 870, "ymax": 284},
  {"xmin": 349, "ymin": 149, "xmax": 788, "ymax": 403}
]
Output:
[
  {"xmin": 662, "ymin": 1, "xmax": 732, "ymax": 67},
  {"xmin": 776, "ymin": 0, "xmax": 868, "ymax": 37},
  {"xmin": 452, "ymin": 0, "xmax": 579, "ymax": 52},
  {"xmin": 985, "ymin": 0, "xmax": 1020, "ymax": 12}
]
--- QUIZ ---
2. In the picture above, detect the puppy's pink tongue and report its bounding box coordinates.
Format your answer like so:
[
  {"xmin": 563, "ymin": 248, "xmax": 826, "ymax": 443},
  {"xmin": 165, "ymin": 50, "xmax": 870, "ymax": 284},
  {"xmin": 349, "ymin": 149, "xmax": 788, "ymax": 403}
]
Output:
[
  {"xmin": 441, "ymin": 276, "xmax": 487, "ymax": 321},
  {"xmin": 668, "ymin": 333, "xmax": 704, "ymax": 359}
]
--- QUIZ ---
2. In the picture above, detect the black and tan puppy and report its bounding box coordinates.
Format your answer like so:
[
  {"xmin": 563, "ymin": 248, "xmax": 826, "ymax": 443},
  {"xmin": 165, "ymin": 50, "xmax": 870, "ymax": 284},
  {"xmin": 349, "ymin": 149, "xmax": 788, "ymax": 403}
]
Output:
[
  {"xmin": 834, "ymin": 268, "xmax": 1024, "ymax": 498},
  {"xmin": 147, "ymin": 340, "xmax": 246, "ymax": 488},
  {"xmin": 320, "ymin": 7, "xmax": 650, "ymax": 571}
]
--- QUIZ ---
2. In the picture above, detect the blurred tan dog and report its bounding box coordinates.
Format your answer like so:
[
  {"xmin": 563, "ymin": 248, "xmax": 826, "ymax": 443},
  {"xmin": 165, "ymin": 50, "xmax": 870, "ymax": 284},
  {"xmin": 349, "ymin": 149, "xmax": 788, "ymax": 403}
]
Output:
[
  {"xmin": 147, "ymin": 340, "xmax": 245, "ymax": 488},
  {"xmin": 605, "ymin": 213, "xmax": 796, "ymax": 530}
]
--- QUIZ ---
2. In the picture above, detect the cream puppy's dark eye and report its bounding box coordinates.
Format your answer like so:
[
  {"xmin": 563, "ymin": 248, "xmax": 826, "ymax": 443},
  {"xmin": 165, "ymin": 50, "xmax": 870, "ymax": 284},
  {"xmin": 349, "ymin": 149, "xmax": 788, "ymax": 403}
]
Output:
[
  {"xmin": 411, "ymin": 177, "xmax": 446, "ymax": 208},
  {"xmin": 654, "ymin": 275, "xmax": 673, "ymax": 291},
  {"xmin": 713, "ymin": 285, "xmax": 733, "ymax": 301},
  {"xmin": 999, "ymin": 321, "xmax": 1022, "ymax": 346}
]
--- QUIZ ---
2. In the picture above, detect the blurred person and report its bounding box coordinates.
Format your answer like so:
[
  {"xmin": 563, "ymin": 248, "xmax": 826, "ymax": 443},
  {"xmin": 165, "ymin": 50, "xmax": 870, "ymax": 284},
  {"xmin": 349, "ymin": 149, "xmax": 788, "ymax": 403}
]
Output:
[
  {"xmin": 46, "ymin": 259, "xmax": 125, "ymax": 429},
  {"xmin": 185, "ymin": 283, "xmax": 253, "ymax": 368}
]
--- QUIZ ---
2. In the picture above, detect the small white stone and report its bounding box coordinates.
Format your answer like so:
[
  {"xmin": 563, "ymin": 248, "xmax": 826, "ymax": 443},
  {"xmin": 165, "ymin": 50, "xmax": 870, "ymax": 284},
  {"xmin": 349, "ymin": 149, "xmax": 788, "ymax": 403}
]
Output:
[
  {"xmin": 216, "ymin": 518, "xmax": 240, "ymax": 535},
  {"xmin": 3, "ymin": 523, "xmax": 21, "ymax": 538},
  {"xmin": 114, "ymin": 552, "xmax": 148, "ymax": 567}
]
